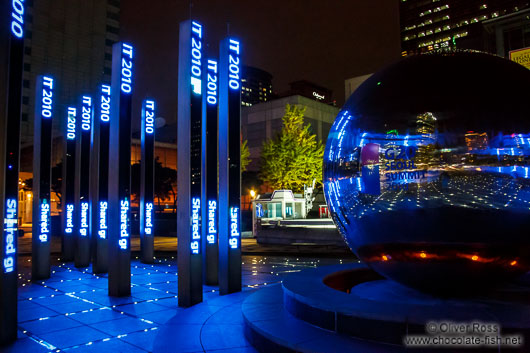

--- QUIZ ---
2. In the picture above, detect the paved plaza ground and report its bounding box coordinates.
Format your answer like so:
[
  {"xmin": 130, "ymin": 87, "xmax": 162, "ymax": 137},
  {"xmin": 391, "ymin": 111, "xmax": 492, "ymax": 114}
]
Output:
[
  {"xmin": 17, "ymin": 233, "xmax": 351, "ymax": 257},
  {"xmin": 7, "ymin": 254, "xmax": 356, "ymax": 353}
]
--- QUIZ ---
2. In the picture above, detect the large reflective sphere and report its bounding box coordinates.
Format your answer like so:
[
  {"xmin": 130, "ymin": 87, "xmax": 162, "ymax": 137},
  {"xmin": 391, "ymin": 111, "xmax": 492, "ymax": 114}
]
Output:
[{"xmin": 324, "ymin": 52, "xmax": 530, "ymax": 293}]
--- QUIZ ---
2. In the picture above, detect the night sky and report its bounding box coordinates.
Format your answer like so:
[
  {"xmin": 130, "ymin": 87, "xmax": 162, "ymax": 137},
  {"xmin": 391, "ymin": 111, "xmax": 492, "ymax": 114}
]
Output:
[{"xmin": 120, "ymin": 0, "xmax": 401, "ymax": 127}]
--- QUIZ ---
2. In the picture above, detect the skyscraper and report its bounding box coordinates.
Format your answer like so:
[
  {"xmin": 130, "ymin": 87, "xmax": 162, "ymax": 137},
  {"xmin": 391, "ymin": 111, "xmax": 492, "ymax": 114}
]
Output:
[
  {"xmin": 20, "ymin": 0, "xmax": 120, "ymax": 145},
  {"xmin": 15, "ymin": 0, "xmax": 120, "ymax": 224},
  {"xmin": 241, "ymin": 66, "xmax": 273, "ymax": 107},
  {"xmin": 399, "ymin": 0, "xmax": 529, "ymax": 55}
]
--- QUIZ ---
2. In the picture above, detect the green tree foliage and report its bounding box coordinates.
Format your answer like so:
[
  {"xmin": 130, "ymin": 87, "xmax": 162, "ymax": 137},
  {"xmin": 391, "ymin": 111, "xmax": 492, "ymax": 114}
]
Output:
[
  {"xmin": 241, "ymin": 139, "xmax": 251, "ymax": 172},
  {"xmin": 259, "ymin": 104, "xmax": 324, "ymax": 193}
]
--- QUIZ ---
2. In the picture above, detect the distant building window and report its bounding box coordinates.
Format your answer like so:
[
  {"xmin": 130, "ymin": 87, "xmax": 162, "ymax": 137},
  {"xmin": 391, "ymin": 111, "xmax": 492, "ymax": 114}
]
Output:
[
  {"xmin": 23, "ymin": 63, "xmax": 31, "ymax": 72},
  {"xmin": 107, "ymin": 11, "xmax": 120, "ymax": 21},
  {"xmin": 106, "ymin": 25, "xmax": 119, "ymax": 34},
  {"xmin": 22, "ymin": 113, "xmax": 28, "ymax": 122},
  {"xmin": 23, "ymin": 80, "xmax": 30, "ymax": 88},
  {"xmin": 105, "ymin": 39, "xmax": 115, "ymax": 46},
  {"xmin": 419, "ymin": 9, "xmax": 432, "ymax": 17},
  {"xmin": 24, "ymin": 46, "xmax": 31, "ymax": 55},
  {"xmin": 108, "ymin": 0, "xmax": 120, "ymax": 7},
  {"xmin": 104, "ymin": 67, "xmax": 112, "ymax": 75},
  {"xmin": 104, "ymin": 52, "xmax": 112, "ymax": 60},
  {"xmin": 22, "ymin": 96, "xmax": 29, "ymax": 105}
]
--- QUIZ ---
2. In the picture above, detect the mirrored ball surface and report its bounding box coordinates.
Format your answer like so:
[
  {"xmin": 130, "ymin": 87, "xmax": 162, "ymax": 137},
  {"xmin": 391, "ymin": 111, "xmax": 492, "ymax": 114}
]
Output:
[{"xmin": 324, "ymin": 52, "xmax": 530, "ymax": 293}]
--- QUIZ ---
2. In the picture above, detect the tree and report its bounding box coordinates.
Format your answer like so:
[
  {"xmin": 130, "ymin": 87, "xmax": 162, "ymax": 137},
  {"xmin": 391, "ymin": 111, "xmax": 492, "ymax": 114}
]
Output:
[
  {"xmin": 157, "ymin": 162, "xmax": 178, "ymax": 212},
  {"xmin": 241, "ymin": 139, "xmax": 251, "ymax": 172},
  {"xmin": 131, "ymin": 157, "xmax": 178, "ymax": 212},
  {"xmin": 23, "ymin": 162, "xmax": 63, "ymax": 207},
  {"xmin": 51, "ymin": 162, "xmax": 63, "ymax": 206},
  {"xmin": 259, "ymin": 104, "xmax": 324, "ymax": 193}
]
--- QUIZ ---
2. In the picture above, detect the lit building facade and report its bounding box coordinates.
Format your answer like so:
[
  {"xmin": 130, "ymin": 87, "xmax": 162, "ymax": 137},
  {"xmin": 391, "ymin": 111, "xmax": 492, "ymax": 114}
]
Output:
[
  {"xmin": 241, "ymin": 95, "xmax": 340, "ymax": 172},
  {"xmin": 399, "ymin": 0, "xmax": 530, "ymax": 55},
  {"xmin": 241, "ymin": 66, "xmax": 273, "ymax": 107},
  {"xmin": 282, "ymin": 80, "xmax": 334, "ymax": 105},
  {"xmin": 465, "ymin": 132, "xmax": 489, "ymax": 150},
  {"xmin": 483, "ymin": 8, "xmax": 530, "ymax": 58},
  {"xmin": 20, "ymin": 0, "xmax": 120, "ymax": 145}
]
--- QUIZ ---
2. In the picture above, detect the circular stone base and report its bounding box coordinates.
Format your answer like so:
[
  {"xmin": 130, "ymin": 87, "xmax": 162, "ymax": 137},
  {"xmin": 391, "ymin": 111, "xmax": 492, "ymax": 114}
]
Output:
[
  {"xmin": 282, "ymin": 264, "xmax": 530, "ymax": 347},
  {"xmin": 350, "ymin": 278, "xmax": 530, "ymax": 305}
]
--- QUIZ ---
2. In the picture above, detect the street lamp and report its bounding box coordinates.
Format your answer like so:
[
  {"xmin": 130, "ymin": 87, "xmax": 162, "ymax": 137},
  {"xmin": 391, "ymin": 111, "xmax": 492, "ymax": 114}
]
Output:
[{"xmin": 250, "ymin": 189, "xmax": 258, "ymax": 237}]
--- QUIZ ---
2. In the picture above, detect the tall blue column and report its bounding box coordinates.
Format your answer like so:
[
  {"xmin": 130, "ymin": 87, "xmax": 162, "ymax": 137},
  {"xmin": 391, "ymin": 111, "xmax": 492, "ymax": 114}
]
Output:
[
  {"xmin": 91, "ymin": 84, "xmax": 111, "ymax": 274},
  {"xmin": 218, "ymin": 37, "xmax": 242, "ymax": 295},
  {"xmin": 202, "ymin": 58, "xmax": 219, "ymax": 285},
  {"xmin": 177, "ymin": 19, "xmax": 204, "ymax": 307},
  {"xmin": 62, "ymin": 107, "xmax": 78, "ymax": 261},
  {"xmin": 108, "ymin": 42, "xmax": 134, "ymax": 297},
  {"xmin": 75, "ymin": 95, "xmax": 93, "ymax": 268},
  {"xmin": 140, "ymin": 99, "xmax": 155, "ymax": 264},
  {"xmin": 32, "ymin": 75, "xmax": 54, "ymax": 280},
  {"xmin": 0, "ymin": 0, "xmax": 26, "ymax": 344}
]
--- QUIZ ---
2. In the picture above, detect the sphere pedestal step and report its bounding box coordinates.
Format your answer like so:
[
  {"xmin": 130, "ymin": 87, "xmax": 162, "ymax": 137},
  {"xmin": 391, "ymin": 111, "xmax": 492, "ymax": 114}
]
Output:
[
  {"xmin": 243, "ymin": 264, "xmax": 530, "ymax": 352},
  {"xmin": 242, "ymin": 284, "xmax": 404, "ymax": 352}
]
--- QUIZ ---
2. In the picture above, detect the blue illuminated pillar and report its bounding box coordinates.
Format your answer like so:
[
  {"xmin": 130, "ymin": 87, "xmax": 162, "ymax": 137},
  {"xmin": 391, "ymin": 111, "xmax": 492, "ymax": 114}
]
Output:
[
  {"xmin": 140, "ymin": 99, "xmax": 155, "ymax": 263},
  {"xmin": 218, "ymin": 37, "xmax": 242, "ymax": 295},
  {"xmin": 202, "ymin": 58, "xmax": 219, "ymax": 285},
  {"xmin": 91, "ymin": 84, "xmax": 111, "ymax": 274},
  {"xmin": 62, "ymin": 107, "xmax": 77, "ymax": 261},
  {"xmin": 108, "ymin": 42, "xmax": 134, "ymax": 296},
  {"xmin": 177, "ymin": 19, "xmax": 203, "ymax": 307},
  {"xmin": 0, "ymin": 0, "xmax": 25, "ymax": 344},
  {"xmin": 31, "ymin": 76, "xmax": 54, "ymax": 280},
  {"xmin": 75, "ymin": 95, "xmax": 93, "ymax": 268}
]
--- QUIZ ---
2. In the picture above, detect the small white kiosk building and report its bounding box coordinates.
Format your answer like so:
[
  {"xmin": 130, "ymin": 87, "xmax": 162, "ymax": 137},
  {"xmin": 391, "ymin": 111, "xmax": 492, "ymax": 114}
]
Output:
[{"xmin": 252, "ymin": 190, "xmax": 308, "ymax": 225}]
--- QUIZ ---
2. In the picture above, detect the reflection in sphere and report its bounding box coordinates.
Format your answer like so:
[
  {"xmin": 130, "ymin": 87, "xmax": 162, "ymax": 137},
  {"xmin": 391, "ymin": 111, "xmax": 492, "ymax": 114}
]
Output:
[{"xmin": 323, "ymin": 52, "xmax": 530, "ymax": 293}]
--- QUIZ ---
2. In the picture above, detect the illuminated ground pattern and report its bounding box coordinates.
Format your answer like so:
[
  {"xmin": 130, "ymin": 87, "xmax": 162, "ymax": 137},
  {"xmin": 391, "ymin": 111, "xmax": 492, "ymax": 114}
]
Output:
[
  {"xmin": 335, "ymin": 174, "xmax": 530, "ymax": 222},
  {"xmin": 9, "ymin": 255, "xmax": 353, "ymax": 353}
]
